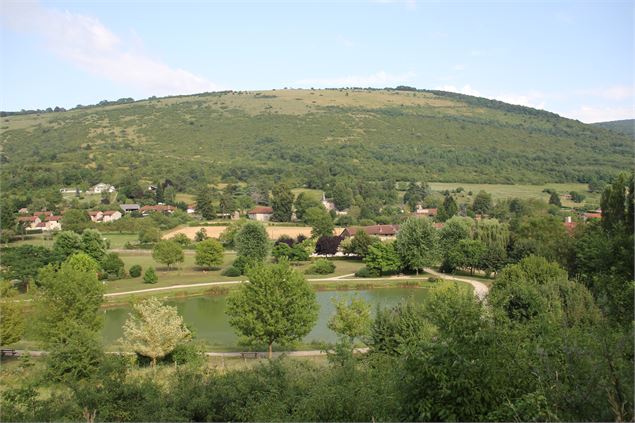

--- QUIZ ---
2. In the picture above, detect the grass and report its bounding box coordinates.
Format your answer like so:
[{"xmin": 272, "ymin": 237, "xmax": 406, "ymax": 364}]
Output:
[
  {"xmin": 6, "ymin": 232, "xmax": 140, "ymax": 250},
  {"xmin": 291, "ymin": 188, "xmax": 324, "ymax": 202},
  {"xmin": 428, "ymin": 182, "xmax": 601, "ymax": 208}
]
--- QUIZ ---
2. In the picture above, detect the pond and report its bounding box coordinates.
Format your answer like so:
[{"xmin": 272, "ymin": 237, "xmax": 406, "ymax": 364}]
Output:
[{"xmin": 102, "ymin": 288, "xmax": 433, "ymax": 349}]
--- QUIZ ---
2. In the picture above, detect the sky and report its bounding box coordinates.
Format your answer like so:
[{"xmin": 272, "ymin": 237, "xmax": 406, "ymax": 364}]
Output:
[{"xmin": 0, "ymin": 0, "xmax": 633, "ymax": 123}]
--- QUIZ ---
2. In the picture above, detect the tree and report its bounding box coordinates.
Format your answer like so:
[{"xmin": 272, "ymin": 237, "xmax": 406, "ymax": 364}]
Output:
[
  {"xmin": 34, "ymin": 258, "xmax": 104, "ymax": 381},
  {"xmin": 81, "ymin": 229, "xmax": 107, "ymax": 261},
  {"xmin": 304, "ymin": 206, "xmax": 334, "ymax": 238},
  {"xmin": 0, "ymin": 245, "xmax": 55, "ymax": 284},
  {"xmin": 328, "ymin": 295, "xmax": 371, "ymax": 345},
  {"xmin": 349, "ymin": 229, "xmax": 378, "ymax": 258},
  {"xmin": 364, "ymin": 242, "xmax": 402, "ymax": 275},
  {"xmin": 235, "ymin": 221, "xmax": 270, "ymax": 265},
  {"xmin": 61, "ymin": 209, "xmax": 91, "ymax": 234},
  {"xmin": 403, "ymin": 181, "xmax": 429, "ymax": 211},
  {"xmin": 438, "ymin": 194, "xmax": 458, "ymax": 222},
  {"xmin": 271, "ymin": 183, "xmax": 294, "ymax": 222},
  {"xmin": 548, "ymin": 191, "xmax": 561, "ymax": 207},
  {"xmin": 315, "ymin": 235, "xmax": 341, "ymax": 256},
  {"xmin": 154, "ymin": 181, "xmax": 164, "ymax": 203},
  {"xmin": 101, "ymin": 253, "xmax": 125, "ymax": 279},
  {"xmin": 129, "ymin": 264, "xmax": 142, "ymax": 278},
  {"xmin": 570, "ymin": 191, "xmax": 586, "ymax": 203},
  {"xmin": 600, "ymin": 172, "xmax": 633, "ymax": 233},
  {"xmin": 219, "ymin": 219, "xmax": 248, "ymax": 248},
  {"xmin": 65, "ymin": 252, "xmax": 101, "ymax": 274},
  {"xmin": 194, "ymin": 228, "xmax": 208, "ymax": 242},
  {"xmin": 195, "ymin": 186, "xmax": 215, "ymax": 220},
  {"xmin": 226, "ymin": 260, "xmax": 319, "ymax": 358},
  {"xmin": 472, "ymin": 190, "xmax": 492, "ymax": 214},
  {"xmin": 138, "ymin": 226, "xmax": 161, "ymax": 244},
  {"xmin": 294, "ymin": 192, "xmax": 321, "ymax": 221},
  {"xmin": 122, "ymin": 297, "xmax": 191, "ymax": 367},
  {"xmin": 143, "ymin": 267, "xmax": 158, "ymax": 284},
  {"xmin": 219, "ymin": 188, "xmax": 236, "ymax": 216},
  {"xmin": 272, "ymin": 242, "xmax": 292, "ymax": 261},
  {"xmin": 395, "ymin": 217, "xmax": 440, "ymax": 275},
  {"xmin": 195, "ymin": 238, "xmax": 224, "ymax": 269},
  {"xmin": 52, "ymin": 231, "xmax": 83, "ymax": 261},
  {"xmin": 164, "ymin": 185, "xmax": 176, "ymax": 204},
  {"xmin": 332, "ymin": 182, "xmax": 353, "ymax": 210},
  {"xmin": 152, "ymin": 240, "xmax": 184, "ymax": 270},
  {"xmin": 448, "ymin": 239, "xmax": 486, "ymax": 275},
  {"xmin": 0, "ymin": 282, "xmax": 24, "ymax": 346}
]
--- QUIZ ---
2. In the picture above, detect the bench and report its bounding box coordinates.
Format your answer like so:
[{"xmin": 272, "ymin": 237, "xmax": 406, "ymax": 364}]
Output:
[
  {"xmin": 240, "ymin": 352, "xmax": 260, "ymax": 360},
  {"xmin": 0, "ymin": 349, "xmax": 17, "ymax": 357}
]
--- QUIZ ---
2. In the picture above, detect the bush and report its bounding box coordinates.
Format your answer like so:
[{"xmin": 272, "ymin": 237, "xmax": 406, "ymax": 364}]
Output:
[
  {"xmin": 143, "ymin": 267, "xmax": 158, "ymax": 284},
  {"xmin": 129, "ymin": 264, "xmax": 142, "ymax": 278},
  {"xmin": 355, "ymin": 266, "xmax": 378, "ymax": 278},
  {"xmin": 232, "ymin": 255, "xmax": 256, "ymax": 275},
  {"xmin": 172, "ymin": 233, "xmax": 191, "ymax": 247},
  {"xmin": 305, "ymin": 258, "xmax": 336, "ymax": 275},
  {"xmin": 289, "ymin": 245, "xmax": 310, "ymax": 262},
  {"xmin": 221, "ymin": 266, "xmax": 241, "ymax": 277},
  {"xmin": 101, "ymin": 252, "xmax": 125, "ymax": 279},
  {"xmin": 165, "ymin": 342, "xmax": 205, "ymax": 366}
]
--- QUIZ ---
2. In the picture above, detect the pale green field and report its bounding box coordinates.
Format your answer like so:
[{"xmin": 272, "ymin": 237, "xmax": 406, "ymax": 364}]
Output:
[
  {"xmin": 428, "ymin": 182, "xmax": 599, "ymax": 208},
  {"xmin": 106, "ymin": 252, "xmax": 364, "ymax": 294},
  {"xmin": 6, "ymin": 233, "xmax": 138, "ymax": 249},
  {"xmin": 291, "ymin": 188, "xmax": 324, "ymax": 202}
]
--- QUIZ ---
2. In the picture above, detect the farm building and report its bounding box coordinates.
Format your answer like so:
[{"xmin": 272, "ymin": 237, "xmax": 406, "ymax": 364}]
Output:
[
  {"xmin": 340, "ymin": 224, "xmax": 400, "ymax": 240},
  {"xmin": 247, "ymin": 206, "xmax": 273, "ymax": 221},
  {"xmin": 414, "ymin": 206, "xmax": 437, "ymax": 217},
  {"xmin": 120, "ymin": 204, "xmax": 140, "ymax": 213},
  {"xmin": 140, "ymin": 205, "xmax": 176, "ymax": 216},
  {"xmin": 88, "ymin": 183, "xmax": 116, "ymax": 194}
]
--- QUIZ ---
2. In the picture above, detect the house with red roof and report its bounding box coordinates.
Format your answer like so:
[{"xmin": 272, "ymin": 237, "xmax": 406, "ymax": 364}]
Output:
[
  {"xmin": 247, "ymin": 206, "xmax": 273, "ymax": 221},
  {"xmin": 340, "ymin": 224, "xmax": 400, "ymax": 240}
]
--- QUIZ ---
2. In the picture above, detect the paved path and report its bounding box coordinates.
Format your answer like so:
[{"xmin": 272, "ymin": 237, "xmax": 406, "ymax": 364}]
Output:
[{"xmin": 424, "ymin": 267, "xmax": 489, "ymax": 300}]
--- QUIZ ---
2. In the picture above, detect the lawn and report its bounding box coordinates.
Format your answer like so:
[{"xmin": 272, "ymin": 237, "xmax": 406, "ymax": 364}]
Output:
[
  {"xmin": 6, "ymin": 232, "xmax": 139, "ymax": 250},
  {"xmin": 106, "ymin": 253, "xmax": 365, "ymax": 295}
]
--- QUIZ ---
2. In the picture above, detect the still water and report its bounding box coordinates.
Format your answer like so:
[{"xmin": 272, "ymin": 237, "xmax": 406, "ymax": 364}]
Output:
[{"xmin": 102, "ymin": 288, "xmax": 431, "ymax": 348}]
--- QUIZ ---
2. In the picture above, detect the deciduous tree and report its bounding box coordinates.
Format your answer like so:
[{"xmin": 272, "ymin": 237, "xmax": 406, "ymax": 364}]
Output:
[
  {"xmin": 152, "ymin": 240, "xmax": 184, "ymax": 270},
  {"xmin": 395, "ymin": 217, "xmax": 440, "ymax": 275},
  {"xmin": 195, "ymin": 238, "xmax": 224, "ymax": 269}
]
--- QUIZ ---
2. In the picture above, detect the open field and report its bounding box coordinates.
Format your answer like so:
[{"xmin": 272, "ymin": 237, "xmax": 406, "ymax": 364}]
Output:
[
  {"xmin": 163, "ymin": 225, "xmax": 341, "ymax": 240},
  {"xmin": 5, "ymin": 232, "xmax": 139, "ymax": 249},
  {"xmin": 428, "ymin": 182, "xmax": 600, "ymax": 208},
  {"xmin": 291, "ymin": 188, "xmax": 324, "ymax": 202}
]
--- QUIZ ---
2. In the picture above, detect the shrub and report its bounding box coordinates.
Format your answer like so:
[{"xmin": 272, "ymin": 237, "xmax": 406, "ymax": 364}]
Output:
[
  {"xmin": 143, "ymin": 267, "xmax": 158, "ymax": 284},
  {"xmin": 129, "ymin": 264, "xmax": 142, "ymax": 278},
  {"xmin": 289, "ymin": 245, "xmax": 310, "ymax": 262},
  {"xmin": 172, "ymin": 233, "xmax": 191, "ymax": 247},
  {"xmin": 355, "ymin": 266, "xmax": 378, "ymax": 278},
  {"xmin": 232, "ymin": 255, "xmax": 256, "ymax": 275},
  {"xmin": 305, "ymin": 258, "xmax": 336, "ymax": 275},
  {"xmin": 221, "ymin": 266, "xmax": 241, "ymax": 277},
  {"xmin": 428, "ymin": 276, "xmax": 442, "ymax": 283},
  {"xmin": 101, "ymin": 252, "xmax": 125, "ymax": 279}
]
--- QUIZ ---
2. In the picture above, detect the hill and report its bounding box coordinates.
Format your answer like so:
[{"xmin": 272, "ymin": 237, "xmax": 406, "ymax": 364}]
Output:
[
  {"xmin": 592, "ymin": 119, "xmax": 635, "ymax": 138},
  {"xmin": 1, "ymin": 88, "xmax": 632, "ymax": 195}
]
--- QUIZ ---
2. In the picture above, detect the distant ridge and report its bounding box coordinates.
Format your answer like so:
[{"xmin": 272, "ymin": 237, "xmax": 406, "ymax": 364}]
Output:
[{"xmin": 592, "ymin": 119, "xmax": 635, "ymax": 138}]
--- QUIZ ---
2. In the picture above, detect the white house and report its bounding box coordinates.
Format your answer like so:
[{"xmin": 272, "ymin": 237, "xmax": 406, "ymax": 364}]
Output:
[
  {"xmin": 247, "ymin": 206, "xmax": 273, "ymax": 221},
  {"xmin": 88, "ymin": 211, "xmax": 104, "ymax": 222},
  {"xmin": 102, "ymin": 210, "xmax": 122, "ymax": 222},
  {"xmin": 59, "ymin": 187, "xmax": 80, "ymax": 194},
  {"xmin": 88, "ymin": 183, "xmax": 116, "ymax": 194}
]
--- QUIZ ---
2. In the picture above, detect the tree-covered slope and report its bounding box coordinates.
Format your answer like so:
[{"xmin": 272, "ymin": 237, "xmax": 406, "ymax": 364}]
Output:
[
  {"xmin": 592, "ymin": 119, "xmax": 635, "ymax": 138},
  {"xmin": 0, "ymin": 88, "xmax": 632, "ymax": 194}
]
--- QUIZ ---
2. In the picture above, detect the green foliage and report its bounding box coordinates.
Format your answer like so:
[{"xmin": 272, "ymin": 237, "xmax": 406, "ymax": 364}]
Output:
[
  {"xmin": 349, "ymin": 229, "xmax": 378, "ymax": 258},
  {"xmin": 447, "ymin": 239, "xmax": 486, "ymax": 275},
  {"xmin": 600, "ymin": 171, "xmax": 634, "ymax": 233},
  {"xmin": 305, "ymin": 258, "xmax": 336, "ymax": 275},
  {"xmin": 364, "ymin": 241, "xmax": 401, "ymax": 275},
  {"xmin": 328, "ymin": 295, "xmax": 371, "ymax": 343},
  {"xmin": 354, "ymin": 266, "xmax": 377, "ymax": 278},
  {"xmin": 0, "ymin": 244, "xmax": 55, "ymax": 282},
  {"xmin": 128, "ymin": 264, "xmax": 142, "ymax": 278},
  {"xmin": 64, "ymin": 252, "xmax": 100, "ymax": 274},
  {"xmin": 369, "ymin": 300, "xmax": 432, "ymax": 355},
  {"xmin": 52, "ymin": 230, "xmax": 83, "ymax": 261},
  {"xmin": 219, "ymin": 219, "xmax": 248, "ymax": 248},
  {"xmin": 304, "ymin": 206, "xmax": 334, "ymax": 238},
  {"xmin": 395, "ymin": 217, "xmax": 440, "ymax": 274},
  {"xmin": 138, "ymin": 226, "xmax": 161, "ymax": 244},
  {"xmin": 294, "ymin": 192, "xmax": 321, "ymax": 221},
  {"xmin": 152, "ymin": 240, "xmax": 184, "ymax": 269},
  {"xmin": 0, "ymin": 282, "xmax": 24, "ymax": 346},
  {"xmin": 81, "ymin": 229, "xmax": 107, "ymax": 261},
  {"xmin": 101, "ymin": 252, "xmax": 125, "ymax": 279},
  {"xmin": 221, "ymin": 266, "xmax": 241, "ymax": 277},
  {"xmin": 271, "ymin": 242, "xmax": 292, "ymax": 261},
  {"xmin": 332, "ymin": 182, "xmax": 353, "ymax": 210},
  {"xmin": 171, "ymin": 233, "xmax": 191, "ymax": 247},
  {"xmin": 472, "ymin": 190, "xmax": 493, "ymax": 214},
  {"xmin": 61, "ymin": 209, "xmax": 91, "ymax": 233},
  {"xmin": 196, "ymin": 186, "xmax": 215, "ymax": 220},
  {"xmin": 271, "ymin": 183, "xmax": 294, "ymax": 222},
  {"xmin": 548, "ymin": 191, "xmax": 561, "ymax": 206},
  {"xmin": 437, "ymin": 194, "xmax": 458, "ymax": 221},
  {"xmin": 194, "ymin": 227, "xmax": 208, "ymax": 242},
  {"xmin": 235, "ymin": 221, "xmax": 270, "ymax": 263},
  {"xmin": 195, "ymin": 238, "xmax": 224, "ymax": 269},
  {"xmin": 122, "ymin": 297, "xmax": 191, "ymax": 366},
  {"xmin": 226, "ymin": 260, "xmax": 319, "ymax": 357},
  {"xmin": 143, "ymin": 267, "xmax": 158, "ymax": 284}
]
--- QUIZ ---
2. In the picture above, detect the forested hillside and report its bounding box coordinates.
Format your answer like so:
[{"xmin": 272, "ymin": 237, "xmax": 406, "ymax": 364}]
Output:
[
  {"xmin": 1, "ymin": 88, "xmax": 632, "ymax": 196},
  {"xmin": 593, "ymin": 118, "xmax": 635, "ymax": 138}
]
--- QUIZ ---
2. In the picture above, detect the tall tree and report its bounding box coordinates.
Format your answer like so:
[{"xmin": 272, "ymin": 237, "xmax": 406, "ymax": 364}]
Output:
[
  {"xmin": 195, "ymin": 238, "xmax": 224, "ymax": 269},
  {"xmin": 548, "ymin": 191, "xmax": 561, "ymax": 207},
  {"xmin": 294, "ymin": 192, "xmax": 321, "ymax": 221},
  {"xmin": 81, "ymin": 229, "xmax": 107, "ymax": 261},
  {"xmin": 195, "ymin": 186, "xmax": 215, "ymax": 220},
  {"xmin": 271, "ymin": 183, "xmax": 294, "ymax": 222},
  {"xmin": 304, "ymin": 206, "xmax": 334, "ymax": 238},
  {"xmin": 395, "ymin": 217, "xmax": 441, "ymax": 275},
  {"xmin": 332, "ymin": 182, "xmax": 354, "ymax": 210},
  {"xmin": 0, "ymin": 282, "xmax": 24, "ymax": 346},
  {"xmin": 152, "ymin": 240, "xmax": 184, "ymax": 270},
  {"xmin": 328, "ymin": 295, "xmax": 371, "ymax": 345},
  {"xmin": 438, "ymin": 194, "xmax": 458, "ymax": 222},
  {"xmin": 123, "ymin": 297, "xmax": 191, "ymax": 367},
  {"xmin": 226, "ymin": 260, "xmax": 319, "ymax": 358},
  {"xmin": 61, "ymin": 209, "xmax": 91, "ymax": 234},
  {"xmin": 52, "ymin": 231, "xmax": 83, "ymax": 262},
  {"xmin": 600, "ymin": 172, "xmax": 633, "ymax": 233},
  {"xmin": 472, "ymin": 190, "xmax": 493, "ymax": 215},
  {"xmin": 364, "ymin": 241, "xmax": 402, "ymax": 276},
  {"xmin": 235, "ymin": 221, "xmax": 270, "ymax": 264}
]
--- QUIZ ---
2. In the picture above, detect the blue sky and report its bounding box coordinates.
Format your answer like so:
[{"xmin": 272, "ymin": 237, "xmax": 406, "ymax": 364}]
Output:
[{"xmin": 1, "ymin": 0, "xmax": 633, "ymax": 122}]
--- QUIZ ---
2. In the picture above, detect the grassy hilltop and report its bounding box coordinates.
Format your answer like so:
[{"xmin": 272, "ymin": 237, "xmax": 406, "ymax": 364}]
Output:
[{"xmin": 1, "ymin": 88, "xmax": 632, "ymax": 194}]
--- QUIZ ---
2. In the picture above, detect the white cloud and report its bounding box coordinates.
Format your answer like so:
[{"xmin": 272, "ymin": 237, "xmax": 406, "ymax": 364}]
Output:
[
  {"xmin": 1, "ymin": 2, "xmax": 219, "ymax": 97},
  {"xmin": 564, "ymin": 106, "xmax": 635, "ymax": 123},
  {"xmin": 494, "ymin": 91, "xmax": 546, "ymax": 109},
  {"xmin": 436, "ymin": 84, "xmax": 480, "ymax": 96},
  {"xmin": 295, "ymin": 70, "xmax": 416, "ymax": 87},
  {"xmin": 452, "ymin": 64, "xmax": 466, "ymax": 71}
]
